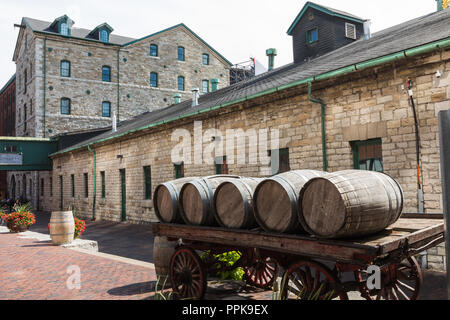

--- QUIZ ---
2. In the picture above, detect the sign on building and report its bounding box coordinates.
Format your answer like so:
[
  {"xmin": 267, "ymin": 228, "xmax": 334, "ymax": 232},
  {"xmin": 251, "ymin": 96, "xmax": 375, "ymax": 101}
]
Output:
[{"xmin": 0, "ymin": 153, "xmax": 23, "ymax": 166}]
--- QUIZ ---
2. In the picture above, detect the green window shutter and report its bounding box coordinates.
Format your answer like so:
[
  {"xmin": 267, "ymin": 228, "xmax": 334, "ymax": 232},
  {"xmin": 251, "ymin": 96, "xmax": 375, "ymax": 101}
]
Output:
[
  {"xmin": 174, "ymin": 163, "xmax": 184, "ymax": 179},
  {"xmin": 144, "ymin": 166, "xmax": 152, "ymax": 200},
  {"xmin": 71, "ymin": 174, "xmax": 75, "ymax": 198},
  {"xmin": 215, "ymin": 156, "xmax": 228, "ymax": 174},
  {"xmin": 101, "ymin": 171, "xmax": 106, "ymax": 198},
  {"xmin": 49, "ymin": 177, "xmax": 53, "ymax": 197},
  {"xmin": 84, "ymin": 173, "xmax": 89, "ymax": 198}
]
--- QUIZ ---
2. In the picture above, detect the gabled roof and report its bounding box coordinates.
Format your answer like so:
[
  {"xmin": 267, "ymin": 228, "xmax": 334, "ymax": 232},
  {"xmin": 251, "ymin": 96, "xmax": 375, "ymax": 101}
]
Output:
[
  {"xmin": 122, "ymin": 23, "xmax": 233, "ymax": 66},
  {"xmin": 51, "ymin": 9, "xmax": 450, "ymax": 157},
  {"xmin": 49, "ymin": 15, "xmax": 74, "ymax": 29},
  {"xmin": 88, "ymin": 22, "xmax": 114, "ymax": 36},
  {"xmin": 287, "ymin": 1, "xmax": 367, "ymax": 35},
  {"xmin": 0, "ymin": 74, "xmax": 16, "ymax": 96}
]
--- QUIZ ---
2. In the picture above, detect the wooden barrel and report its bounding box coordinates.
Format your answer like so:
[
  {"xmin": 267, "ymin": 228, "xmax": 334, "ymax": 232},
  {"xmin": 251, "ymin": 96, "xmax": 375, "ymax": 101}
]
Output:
[
  {"xmin": 179, "ymin": 175, "xmax": 242, "ymax": 226},
  {"xmin": 49, "ymin": 211, "xmax": 75, "ymax": 245},
  {"xmin": 213, "ymin": 177, "xmax": 264, "ymax": 229},
  {"xmin": 299, "ymin": 170, "xmax": 404, "ymax": 239},
  {"xmin": 153, "ymin": 177, "xmax": 199, "ymax": 223},
  {"xmin": 253, "ymin": 170, "xmax": 325, "ymax": 233},
  {"xmin": 153, "ymin": 236, "xmax": 177, "ymax": 283}
]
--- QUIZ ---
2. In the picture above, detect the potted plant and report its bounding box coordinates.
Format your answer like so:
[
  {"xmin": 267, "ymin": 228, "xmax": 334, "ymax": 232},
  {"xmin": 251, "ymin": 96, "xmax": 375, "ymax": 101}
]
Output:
[
  {"xmin": 6, "ymin": 203, "xmax": 36, "ymax": 233},
  {"xmin": 74, "ymin": 217, "xmax": 86, "ymax": 239}
]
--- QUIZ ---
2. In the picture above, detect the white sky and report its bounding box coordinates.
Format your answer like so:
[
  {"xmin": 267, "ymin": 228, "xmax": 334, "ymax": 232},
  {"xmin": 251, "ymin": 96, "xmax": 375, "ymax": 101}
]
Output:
[{"xmin": 0, "ymin": 0, "xmax": 438, "ymax": 86}]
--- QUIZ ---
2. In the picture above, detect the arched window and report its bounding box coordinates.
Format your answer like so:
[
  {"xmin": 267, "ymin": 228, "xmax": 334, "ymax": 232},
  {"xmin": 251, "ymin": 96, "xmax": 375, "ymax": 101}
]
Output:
[
  {"xmin": 100, "ymin": 30, "xmax": 109, "ymax": 42},
  {"xmin": 202, "ymin": 53, "xmax": 209, "ymax": 65},
  {"xmin": 177, "ymin": 76, "xmax": 185, "ymax": 91},
  {"xmin": 60, "ymin": 22, "xmax": 69, "ymax": 36},
  {"xmin": 150, "ymin": 72, "xmax": 158, "ymax": 87},
  {"xmin": 178, "ymin": 46, "xmax": 185, "ymax": 61},
  {"xmin": 60, "ymin": 60, "xmax": 71, "ymax": 77},
  {"xmin": 150, "ymin": 44, "xmax": 158, "ymax": 57},
  {"xmin": 202, "ymin": 80, "xmax": 209, "ymax": 93},
  {"xmin": 102, "ymin": 66, "xmax": 111, "ymax": 82},
  {"xmin": 60, "ymin": 98, "xmax": 71, "ymax": 115},
  {"xmin": 102, "ymin": 101, "xmax": 111, "ymax": 117}
]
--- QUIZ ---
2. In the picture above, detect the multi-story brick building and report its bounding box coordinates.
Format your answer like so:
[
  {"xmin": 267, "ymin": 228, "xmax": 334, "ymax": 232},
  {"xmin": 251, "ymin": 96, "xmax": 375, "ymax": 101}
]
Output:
[
  {"xmin": 5, "ymin": 14, "xmax": 231, "ymax": 205},
  {"xmin": 0, "ymin": 74, "xmax": 16, "ymax": 198}
]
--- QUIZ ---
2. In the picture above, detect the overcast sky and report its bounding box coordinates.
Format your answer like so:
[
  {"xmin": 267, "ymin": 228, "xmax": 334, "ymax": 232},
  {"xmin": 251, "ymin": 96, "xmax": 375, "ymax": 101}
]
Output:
[{"xmin": 0, "ymin": 0, "xmax": 438, "ymax": 86}]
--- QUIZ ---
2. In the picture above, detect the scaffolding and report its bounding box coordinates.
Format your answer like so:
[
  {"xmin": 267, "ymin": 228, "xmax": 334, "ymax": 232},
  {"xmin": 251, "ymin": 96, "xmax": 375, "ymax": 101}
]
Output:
[{"xmin": 230, "ymin": 58, "xmax": 256, "ymax": 85}]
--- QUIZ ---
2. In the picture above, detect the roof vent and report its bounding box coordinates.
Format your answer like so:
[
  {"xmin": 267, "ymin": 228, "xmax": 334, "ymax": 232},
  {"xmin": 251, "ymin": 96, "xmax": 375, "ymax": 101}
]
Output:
[
  {"xmin": 363, "ymin": 20, "xmax": 371, "ymax": 40},
  {"xmin": 112, "ymin": 111, "xmax": 117, "ymax": 132},
  {"xmin": 345, "ymin": 23, "xmax": 357, "ymax": 40},
  {"xmin": 191, "ymin": 88, "xmax": 199, "ymax": 107}
]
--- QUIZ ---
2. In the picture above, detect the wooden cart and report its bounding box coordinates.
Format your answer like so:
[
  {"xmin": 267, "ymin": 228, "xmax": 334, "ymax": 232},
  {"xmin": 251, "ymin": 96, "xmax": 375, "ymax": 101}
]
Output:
[{"xmin": 151, "ymin": 214, "xmax": 445, "ymax": 300}]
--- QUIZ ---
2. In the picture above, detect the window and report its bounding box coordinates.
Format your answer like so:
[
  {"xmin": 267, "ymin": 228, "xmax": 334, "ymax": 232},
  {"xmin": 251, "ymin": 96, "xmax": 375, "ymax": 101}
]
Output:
[
  {"xmin": 50, "ymin": 177, "xmax": 53, "ymax": 197},
  {"xmin": 270, "ymin": 148, "xmax": 290, "ymax": 175},
  {"xmin": 60, "ymin": 22, "xmax": 69, "ymax": 36},
  {"xmin": 178, "ymin": 46, "xmax": 185, "ymax": 61},
  {"xmin": 202, "ymin": 80, "xmax": 209, "ymax": 93},
  {"xmin": 24, "ymin": 104, "xmax": 27, "ymax": 132},
  {"xmin": 102, "ymin": 66, "xmax": 111, "ymax": 82},
  {"xmin": 174, "ymin": 162, "xmax": 184, "ymax": 179},
  {"xmin": 24, "ymin": 70, "xmax": 27, "ymax": 94},
  {"xmin": 40, "ymin": 178, "xmax": 44, "ymax": 196},
  {"xmin": 351, "ymin": 138, "xmax": 383, "ymax": 172},
  {"xmin": 60, "ymin": 60, "xmax": 70, "ymax": 77},
  {"xmin": 100, "ymin": 29, "xmax": 109, "ymax": 42},
  {"xmin": 60, "ymin": 98, "xmax": 71, "ymax": 115},
  {"xmin": 215, "ymin": 156, "xmax": 228, "ymax": 174},
  {"xmin": 71, "ymin": 174, "xmax": 75, "ymax": 198},
  {"xmin": 150, "ymin": 44, "xmax": 158, "ymax": 57},
  {"xmin": 202, "ymin": 53, "xmax": 209, "ymax": 65},
  {"xmin": 143, "ymin": 166, "xmax": 152, "ymax": 200},
  {"xmin": 150, "ymin": 72, "xmax": 158, "ymax": 87},
  {"xmin": 307, "ymin": 28, "xmax": 318, "ymax": 44},
  {"xmin": 345, "ymin": 23, "xmax": 357, "ymax": 40},
  {"xmin": 178, "ymin": 76, "xmax": 185, "ymax": 91},
  {"xmin": 101, "ymin": 171, "xmax": 106, "ymax": 198},
  {"xmin": 84, "ymin": 173, "xmax": 89, "ymax": 198},
  {"xmin": 102, "ymin": 101, "xmax": 111, "ymax": 117}
]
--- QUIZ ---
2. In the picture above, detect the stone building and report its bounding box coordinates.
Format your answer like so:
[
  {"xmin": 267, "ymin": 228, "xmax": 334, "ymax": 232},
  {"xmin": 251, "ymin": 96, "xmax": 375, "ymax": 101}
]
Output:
[{"xmin": 5, "ymin": 14, "xmax": 231, "ymax": 206}]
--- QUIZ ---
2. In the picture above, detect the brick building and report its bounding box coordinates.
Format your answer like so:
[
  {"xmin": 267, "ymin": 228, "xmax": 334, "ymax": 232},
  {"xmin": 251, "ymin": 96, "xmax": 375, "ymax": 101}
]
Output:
[
  {"xmin": 5, "ymin": 14, "xmax": 231, "ymax": 205},
  {"xmin": 0, "ymin": 74, "xmax": 16, "ymax": 198}
]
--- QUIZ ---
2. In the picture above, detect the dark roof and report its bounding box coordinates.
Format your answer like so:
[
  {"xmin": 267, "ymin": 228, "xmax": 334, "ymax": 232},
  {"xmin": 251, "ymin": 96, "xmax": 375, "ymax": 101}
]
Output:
[
  {"xmin": 52, "ymin": 9, "xmax": 450, "ymax": 156},
  {"xmin": 0, "ymin": 74, "xmax": 16, "ymax": 96},
  {"xmin": 287, "ymin": 1, "xmax": 367, "ymax": 35}
]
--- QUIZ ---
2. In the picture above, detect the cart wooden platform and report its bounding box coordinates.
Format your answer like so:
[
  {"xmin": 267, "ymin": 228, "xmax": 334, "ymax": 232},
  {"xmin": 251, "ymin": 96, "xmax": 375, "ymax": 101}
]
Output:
[{"xmin": 151, "ymin": 214, "xmax": 445, "ymax": 300}]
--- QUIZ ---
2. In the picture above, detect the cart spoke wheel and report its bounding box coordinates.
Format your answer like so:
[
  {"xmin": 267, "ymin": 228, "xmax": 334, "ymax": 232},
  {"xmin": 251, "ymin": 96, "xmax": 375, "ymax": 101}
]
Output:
[
  {"xmin": 244, "ymin": 256, "xmax": 280, "ymax": 289},
  {"xmin": 355, "ymin": 256, "xmax": 422, "ymax": 300},
  {"xmin": 170, "ymin": 247, "xmax": 207, "ymax": 300},
  {"xmin": 280, "ymin": 260, "xmax": 348, "ymax": 300}
]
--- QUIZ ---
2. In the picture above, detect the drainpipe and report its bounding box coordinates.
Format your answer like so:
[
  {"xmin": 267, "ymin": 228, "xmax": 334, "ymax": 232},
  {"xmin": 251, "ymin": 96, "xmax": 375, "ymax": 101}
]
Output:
[
  {"xmin": 43, "ymin": 36, "xmax": 47, "ymax": 138},
  {"xmin": 308, "ymin": 82, "xmax": 328, "ymax": 172},
  {"xmin": 87, "ymin": 145, "xmax": 96, "ymax": 221},
  {"xmin": 437, "ymin": 0, "xmax": 443, "ymax": 11},
  {"xmin": 117, "ymin": 47, "xmax": 120, "ymax": 124}
]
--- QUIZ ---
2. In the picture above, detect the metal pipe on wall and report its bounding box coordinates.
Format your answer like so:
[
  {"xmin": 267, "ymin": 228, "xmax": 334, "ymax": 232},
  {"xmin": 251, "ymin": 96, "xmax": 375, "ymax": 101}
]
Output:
[{"xmin": 308, "ymin": 82, "xmax": 328, "ymax": 172}]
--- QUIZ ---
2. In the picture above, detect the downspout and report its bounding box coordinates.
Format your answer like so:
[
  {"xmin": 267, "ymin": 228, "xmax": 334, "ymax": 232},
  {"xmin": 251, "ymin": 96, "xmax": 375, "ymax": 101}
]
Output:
[
  {"xmin": 87, "ymin": 145, "xmax": 96, "ymax": 221},
  {"xmin": 117, "ymin": 47, "xmax": 120, "ymax": 124},
  {"xmin": 308, "ymin": 82, "xmax": 328, "ymax": 172},
  {"xmin": 43, "ymin": 36, "xmax": 47, "ymax": 138}
]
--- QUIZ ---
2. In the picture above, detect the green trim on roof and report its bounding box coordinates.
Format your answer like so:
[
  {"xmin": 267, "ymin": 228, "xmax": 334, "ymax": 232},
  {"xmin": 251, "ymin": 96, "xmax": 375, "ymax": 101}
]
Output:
[
  {"xmin": 122, "ymin": 23, "xmax": 233, "ymax": 66},
  {"xmin": 287, "ymin": 1, "xmax": 365, "ymax": 35},
  {"xmin": 49, "ymin": 36, "xmax": 450, "ymax": 158},
  {"xmin": 0, "ymin": 74, "xmax": 15, "ymax": 95}
]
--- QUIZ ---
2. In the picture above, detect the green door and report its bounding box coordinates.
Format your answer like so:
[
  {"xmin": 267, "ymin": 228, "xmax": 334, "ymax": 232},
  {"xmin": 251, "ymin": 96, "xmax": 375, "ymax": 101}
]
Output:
[
  {"xmin": 120, "ymin": 169, "xmax": 126, "ymax": 221},
  {"xmin": 59, "ymin": 175, "xmax": 63, "ymax": 211}
]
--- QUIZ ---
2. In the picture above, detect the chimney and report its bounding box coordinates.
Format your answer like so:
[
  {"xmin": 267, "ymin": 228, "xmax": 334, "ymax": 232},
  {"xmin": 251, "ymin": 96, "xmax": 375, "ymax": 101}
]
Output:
[
  {"xmin": 191, "ymin": 88, "xmax": 199, "ymax": 107},
  {"xmin": 363, "ymin": 20, "xmax": 372, "ymax": 40},
  {"xmin": 112, "ymin": 111, "xmax": 117, "ymax": 132},
  {"xmin": 266, "ymin": 48, "xmax": 277, "ymax": 71},
  {"xmin": 437, "ymin": 0, "xmax": 443, "ymax": 11},
  {"xmin": 211, "ymin": 79, "xmax": 220, "ymax": 92},
  {"xmin": 173, "ymin": 93, "xmax": 181, "ymax": 104}
]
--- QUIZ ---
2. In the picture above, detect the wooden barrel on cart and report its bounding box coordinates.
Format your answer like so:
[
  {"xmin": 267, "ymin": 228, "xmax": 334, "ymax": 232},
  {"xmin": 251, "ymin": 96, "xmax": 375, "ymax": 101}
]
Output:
[
  {"xmin": 299, "ymin": 170, "xmax": 404, "ymax": 239},
  {"xmin": 49, "ymin": 211, "xmax": 75, "ymax": 245},
  {"xmin": 179, "ymin": 175, "xmax": 242, "ymax": 226},
  {"xmin": 153, "ymin": 177, "xmax": 199, "ymax": 224},
  {"xmin": 253, "ymin": 170, "xmax": 325, "ymax": 233},
  {"xmin": 213, "ymin": 177, "xmax": 264, "ymax": 229},
  {"xmin": 153, "ymin": 236, "xmax": 177, "ymax": 283}
]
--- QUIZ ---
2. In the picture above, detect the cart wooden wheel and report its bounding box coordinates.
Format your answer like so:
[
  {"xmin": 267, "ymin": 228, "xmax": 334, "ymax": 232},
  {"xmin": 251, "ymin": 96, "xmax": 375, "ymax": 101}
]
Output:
[
  {"xmin": 170, "ymin": 247, "xmax": 207, "ymax": 300},
  {"xmin": 244, "ymin": 255, "xmax": 279, "ymax": 289},
  {"xmin": 280, "ymin": 260, "xmax": 348, "ymax": 300},
  {"xmin": 355, "ymin": 256, "xmax": 422, "ymax": 300}
]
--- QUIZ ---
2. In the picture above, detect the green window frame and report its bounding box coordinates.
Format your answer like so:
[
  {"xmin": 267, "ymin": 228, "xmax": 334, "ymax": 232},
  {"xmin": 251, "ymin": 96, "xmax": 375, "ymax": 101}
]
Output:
[
  {"xmin": 150, "ymin": 44, "xmax": 158, "ymax": 57},
  {"xmin": 144, "ymin": 166, "xmax": 152, "ymax": 200},
  {"xmin": 174, "ymin": 162, "xmax": 184, "ymax": 179},
  {"xmin": 60, "ymin": 60, "xmax": 71, "ymax": 77},
  {"xmin": 351, "ymin": 138, "xmax": 384, "ymax": 172},
  {"xmin": 307, "ymin": 27, "xmax": 318, "ymax": 44},
  {"xmin": 84, "ymin": 173, "xmax": 89, "ymax": 198},
  {"xmin": 60, "ymin": 98, "xmax": 71, "ymax": 115},
  {"xmin": 215, "ymin": 156, "xmax": 228, "ymax": 175},
  {"xmin": 178, "ymin": 46, "xmax": 185, "ymax": 61},
  {"xmin": 178, "ymin": 76, "xmax": 185, "ymax": 91},
  {"xmin": 270, "ymin": 148, "xmax": 290, "ymax": 175},
  {"xmin": 100, "ymin": 171, "xmax": 106, "ymax": 198},
  {"xmin": 102, "ymin": 101, "xmax": 111, "ymax": 117},
  {"xmin": 202, "ymin": 53, "xmax": 209, "ymax": 65},
  {"xmin": 71, "ymin": 174, "xmax": 75, "ymax": 198}
]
